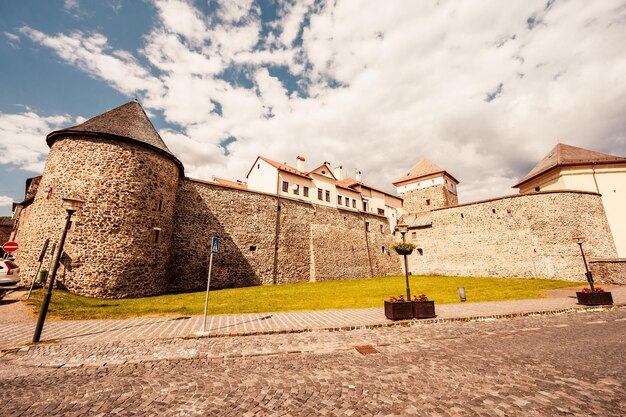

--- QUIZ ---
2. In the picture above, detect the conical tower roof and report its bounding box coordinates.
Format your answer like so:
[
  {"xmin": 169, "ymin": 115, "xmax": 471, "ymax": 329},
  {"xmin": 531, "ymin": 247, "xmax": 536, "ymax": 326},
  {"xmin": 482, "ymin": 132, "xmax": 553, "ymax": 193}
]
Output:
[
  {"xmin": 47, "ymin": 101, "xmax": 184, "ymax": 176},
  {"xmin": 393, "ymin": 159, "xmax": 458, "ymax": 186},
  {"xmin": 513, "ymin": 143, "xmax": 626, "ymax": 187}
]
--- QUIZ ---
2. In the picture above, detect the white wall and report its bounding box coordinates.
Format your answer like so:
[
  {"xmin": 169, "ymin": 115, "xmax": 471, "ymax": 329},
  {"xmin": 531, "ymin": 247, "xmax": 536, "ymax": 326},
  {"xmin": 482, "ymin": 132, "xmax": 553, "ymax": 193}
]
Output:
[
  {"xmin": 247, "ymin": 158, "xmax": 279, "ymax": 194},
  {"xmin": 396, "ymin": 174, "xmax": 457, "ymax": 195}
]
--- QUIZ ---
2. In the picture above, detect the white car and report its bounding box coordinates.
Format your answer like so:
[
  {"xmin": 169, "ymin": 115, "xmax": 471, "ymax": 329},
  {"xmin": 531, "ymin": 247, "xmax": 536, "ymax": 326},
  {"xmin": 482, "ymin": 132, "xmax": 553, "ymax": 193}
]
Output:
[{"xmin": 0, "ymin": 260, "xmax": 20, "ymax": 286}]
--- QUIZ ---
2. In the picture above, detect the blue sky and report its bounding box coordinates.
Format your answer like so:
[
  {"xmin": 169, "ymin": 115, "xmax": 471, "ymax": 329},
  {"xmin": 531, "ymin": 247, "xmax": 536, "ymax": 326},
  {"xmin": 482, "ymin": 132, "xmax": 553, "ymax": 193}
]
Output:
[{"xmin": 1, "ymin": 0, "xmax": 625, "ymax": 216}]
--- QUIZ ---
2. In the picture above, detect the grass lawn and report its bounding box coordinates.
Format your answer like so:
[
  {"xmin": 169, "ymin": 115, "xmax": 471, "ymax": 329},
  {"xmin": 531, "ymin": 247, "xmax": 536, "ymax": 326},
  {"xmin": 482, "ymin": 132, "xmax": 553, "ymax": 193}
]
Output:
[{"xmin": 24, "ymin": 275, "xmax": 579, "ymax": 320}]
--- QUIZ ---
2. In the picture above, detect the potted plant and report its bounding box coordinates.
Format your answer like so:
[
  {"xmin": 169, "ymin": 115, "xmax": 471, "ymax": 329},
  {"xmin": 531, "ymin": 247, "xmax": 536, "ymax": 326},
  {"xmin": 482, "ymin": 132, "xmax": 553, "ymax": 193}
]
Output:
[
  {"xmin": 384, "ymin": 295, "xmax": 413, "ymax": 320},
  {"xmin": 576, "ymin": 287, "xmax": 613, "ymax": 306},
  {"xmin": 392, "ymin": 242, "xmax": 416, "ymax": 256},
  {"xmin": 412, "ymin": 294, "xmax": 436, "ymax": 319}
]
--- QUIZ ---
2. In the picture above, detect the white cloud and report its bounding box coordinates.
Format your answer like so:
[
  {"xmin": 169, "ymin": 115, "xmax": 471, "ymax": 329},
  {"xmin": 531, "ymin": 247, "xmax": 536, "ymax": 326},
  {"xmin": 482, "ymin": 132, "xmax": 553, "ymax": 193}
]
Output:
[
  {"xmin": 0, "ymin": 195, "xmax": 14, "ymax": 208},
  {"xmin": 10, "ymin": 0, "xmax": 626, "ymax": 203},
  {"xmin": 0, "ymin": 111, "xmax": 71, "ymax": 172},
  {"xmin": 19, "ymin": 26, "xmax": 163, "ymax": 100},
  {"xmin": 64, "ymin": 0, "xmax": 79, "ymax": 11}
]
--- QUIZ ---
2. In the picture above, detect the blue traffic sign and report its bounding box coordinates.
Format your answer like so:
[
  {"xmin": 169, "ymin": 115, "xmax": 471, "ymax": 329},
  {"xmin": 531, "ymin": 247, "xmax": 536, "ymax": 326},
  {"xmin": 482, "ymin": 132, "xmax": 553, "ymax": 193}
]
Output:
[{"xmin": 211, "ymin": 237, "xmax": 220, "ymax": 254}]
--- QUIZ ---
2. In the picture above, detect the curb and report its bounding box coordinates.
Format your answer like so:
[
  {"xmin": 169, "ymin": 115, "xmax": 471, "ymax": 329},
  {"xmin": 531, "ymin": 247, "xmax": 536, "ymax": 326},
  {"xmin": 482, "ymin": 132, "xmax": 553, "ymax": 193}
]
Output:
[{"xmin": 186, "ymin": 304, "xmax": 625, "ymax": 339}]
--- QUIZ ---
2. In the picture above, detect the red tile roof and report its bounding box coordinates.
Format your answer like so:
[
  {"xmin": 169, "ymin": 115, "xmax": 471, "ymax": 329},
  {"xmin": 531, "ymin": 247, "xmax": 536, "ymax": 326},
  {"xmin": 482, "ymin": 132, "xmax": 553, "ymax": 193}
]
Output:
[
  {"xmin": 393, "ymin": 159, "xmax": 458, "ymax": 185},
  {"xmin": 513, "ymin": 143, "xmax": 626, "ymax": 188}
]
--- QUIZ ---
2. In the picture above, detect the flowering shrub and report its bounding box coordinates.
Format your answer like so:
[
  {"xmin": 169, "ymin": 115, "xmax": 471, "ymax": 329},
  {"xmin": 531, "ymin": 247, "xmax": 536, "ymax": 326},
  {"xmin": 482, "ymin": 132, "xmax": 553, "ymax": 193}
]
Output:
[
  {"xmin": 413, "ymin": 294, "xmax": 428, "ymax": 302},
  {"xmin": 582, "ymin": 287, "xmax": 604, "ymax": 293},
  {"xmin": 389, "ymin": 295, "xmax": 406, "ymax": 302},
  {"xmin": 392, "ymin": 242, "xmax": 416, "ymax": 255}
]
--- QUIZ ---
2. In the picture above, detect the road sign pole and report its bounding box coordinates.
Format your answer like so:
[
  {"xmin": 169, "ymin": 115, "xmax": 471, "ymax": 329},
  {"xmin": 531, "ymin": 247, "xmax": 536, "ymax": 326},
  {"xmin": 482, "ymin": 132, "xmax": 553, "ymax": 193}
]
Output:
[
  {"xmin": 202, "ymin": 251, "xmax": 214, "ymax": 332},
  {"xmin": 28, "ymin": 239, "xmax": 50, "ymax": 299}
]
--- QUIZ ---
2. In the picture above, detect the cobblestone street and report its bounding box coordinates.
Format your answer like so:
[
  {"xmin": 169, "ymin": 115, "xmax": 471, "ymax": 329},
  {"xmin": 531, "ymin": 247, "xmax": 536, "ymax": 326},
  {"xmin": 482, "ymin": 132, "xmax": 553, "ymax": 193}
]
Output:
[{"xmin": 1, "ymin": 308, "xmax": 624, "ymax": 416}]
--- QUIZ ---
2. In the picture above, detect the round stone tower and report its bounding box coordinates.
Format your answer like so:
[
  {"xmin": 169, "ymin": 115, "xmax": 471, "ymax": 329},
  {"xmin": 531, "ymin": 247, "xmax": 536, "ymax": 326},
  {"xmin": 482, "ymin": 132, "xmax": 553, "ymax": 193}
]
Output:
[{"xmin": 15, "ymin": 101, "xmax": 184, "ymax": 298}]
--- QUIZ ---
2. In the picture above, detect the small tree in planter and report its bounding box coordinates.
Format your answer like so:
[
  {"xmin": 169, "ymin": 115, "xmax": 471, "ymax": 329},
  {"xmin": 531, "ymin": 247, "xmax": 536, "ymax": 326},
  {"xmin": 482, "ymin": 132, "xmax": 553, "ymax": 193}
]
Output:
[
  {"xmin": 576, "ymin": 287, "xmax": 613, "ymax": 306},
  {"xmin": 412, "ymin": 294, "xmax": 436, "ymax": 319},
  {"xmin": 384, "ymin": 295, "xmax": 413, "ymax": 320}
]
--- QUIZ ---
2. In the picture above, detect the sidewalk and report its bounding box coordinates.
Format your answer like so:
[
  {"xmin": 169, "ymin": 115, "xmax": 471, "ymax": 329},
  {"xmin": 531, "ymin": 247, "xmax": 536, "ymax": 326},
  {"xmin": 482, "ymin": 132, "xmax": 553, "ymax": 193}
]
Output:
[{"xmin": 1, "ymin": 286, "xmax": 624, "ymax": 350}]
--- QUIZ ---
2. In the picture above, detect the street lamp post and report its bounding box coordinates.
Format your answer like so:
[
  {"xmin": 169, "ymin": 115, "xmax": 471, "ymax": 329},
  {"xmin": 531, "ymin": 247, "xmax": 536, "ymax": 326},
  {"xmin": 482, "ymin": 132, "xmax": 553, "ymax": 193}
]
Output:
[
  {"xmin": 32, "ymin": 196, "xmax": 84, "ymax": 343},
  {"xmin": 396, "ymin": 224, "xmax": 411, "ymax": 301},
  {"xmin": 577, "ymin": 238, "xmax": 595, "ymax": 292}
]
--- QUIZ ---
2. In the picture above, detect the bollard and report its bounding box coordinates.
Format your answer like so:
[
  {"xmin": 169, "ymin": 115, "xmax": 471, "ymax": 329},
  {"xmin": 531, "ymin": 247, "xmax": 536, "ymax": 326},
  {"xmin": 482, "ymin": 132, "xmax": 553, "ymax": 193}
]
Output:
[{"xmin": 458, "ymin": 287, "xmax": 467, "ymax": 302}]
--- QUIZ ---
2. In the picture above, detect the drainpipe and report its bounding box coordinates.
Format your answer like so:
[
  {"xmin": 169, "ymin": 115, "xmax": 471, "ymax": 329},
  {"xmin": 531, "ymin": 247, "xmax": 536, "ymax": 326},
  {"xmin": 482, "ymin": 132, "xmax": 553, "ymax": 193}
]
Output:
[
  {"xmin": 359, "ymin": 189, "xmax": 375, "ymax": 278},
  {"xmin": 591, "ymin": 164, "xmax": 600, "ymax": 193},
  {"xmin": 272, "ymin": 170, "xmax": 281, "ymax": 284}
]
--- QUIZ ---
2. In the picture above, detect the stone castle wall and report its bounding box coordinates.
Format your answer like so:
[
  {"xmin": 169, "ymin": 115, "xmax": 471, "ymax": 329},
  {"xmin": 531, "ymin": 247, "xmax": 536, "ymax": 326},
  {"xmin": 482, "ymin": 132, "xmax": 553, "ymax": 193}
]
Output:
[
  {"xmin": 405, "ymin": 191, "xmax": 618, "ymax": 281},
  {"xmin": 13, "ymin": 137, "xmax": 179, "ymax": 298},
  {"xmin": 590, "ymin": 259, "xmax": 626, "ymax": 285},
  {"xmin": 400, "ymin": 184, "xmax": 457, "ymax": 212},
  {"xmin": 169, "ymin": 179, "xmax": 402, "ymax": 293}
]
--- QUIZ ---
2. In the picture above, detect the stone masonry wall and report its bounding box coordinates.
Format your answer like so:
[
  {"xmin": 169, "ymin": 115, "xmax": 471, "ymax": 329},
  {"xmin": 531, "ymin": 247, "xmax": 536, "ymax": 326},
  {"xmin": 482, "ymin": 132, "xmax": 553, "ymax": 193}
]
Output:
[
  {"xmin": 400, "ymin": 184, "xmax": 457, "ymax": 212},
  {"xmin": 13, "ymin": 137, "xmax": 179, "ymax": 298},
  {"xmin": 589, "ymin": 259, "xmax": 626, "ymax": 285},
  {"xmin": 169, "ymin": 180, "xmax": 402, "ymax": 292},
  {"xmin": 405, "ymin": 191, "xmax": 617, "ymax": 281}
]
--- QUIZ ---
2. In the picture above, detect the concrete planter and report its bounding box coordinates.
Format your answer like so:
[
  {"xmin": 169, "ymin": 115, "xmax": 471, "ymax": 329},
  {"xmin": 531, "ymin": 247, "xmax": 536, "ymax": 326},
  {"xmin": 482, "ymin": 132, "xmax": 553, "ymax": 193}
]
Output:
[
  {"xmin": 384, "ymin": 301, "xmax": 413, "ymax": 320},
  {"xmin": 576, "ymin": 291, "xmax": 613, "ymax": 306},
  {"xmin": 412, "ymin": 300, "xmax": 436, "ymax": 319}
]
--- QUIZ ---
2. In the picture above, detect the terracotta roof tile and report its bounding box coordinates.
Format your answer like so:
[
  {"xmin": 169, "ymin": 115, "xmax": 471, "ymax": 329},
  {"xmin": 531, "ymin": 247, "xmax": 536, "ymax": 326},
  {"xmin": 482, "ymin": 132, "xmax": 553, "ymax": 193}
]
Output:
[
  {"xmin": 213, "ymin": 177, "xmax": 248, "ymax": 190},
  {"xmin": 393, "ymin": 159, "xmax": 458, "ymax": 185},
  {"xmin": 258, "ymin": 156, "xmax": 312, "ymax": 178},
  {"xmin": 514, "ymin": 143, "xmax": 626, "ymax": 187}
]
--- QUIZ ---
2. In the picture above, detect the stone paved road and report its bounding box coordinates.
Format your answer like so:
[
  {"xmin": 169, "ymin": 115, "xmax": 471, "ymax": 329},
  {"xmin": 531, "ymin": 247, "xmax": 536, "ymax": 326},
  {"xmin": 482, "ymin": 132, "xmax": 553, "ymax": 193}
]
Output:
[
  {"xmin": 1, "ymin": 308, "xmax": 624, "ymax": 416},
  {"xmin": 4, "ymin": 285, "xmax": 625, "ymax": 349}
]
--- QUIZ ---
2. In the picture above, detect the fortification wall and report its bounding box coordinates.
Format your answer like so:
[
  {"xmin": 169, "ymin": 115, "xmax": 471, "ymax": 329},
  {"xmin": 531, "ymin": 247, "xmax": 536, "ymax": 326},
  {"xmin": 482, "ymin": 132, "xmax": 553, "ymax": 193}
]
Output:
[
  {"xmin": 169, "ymin": 180, "xmax": 401, "ymax": 292},
  {"xmin": 590, "ymin": 259, "xmax": 626, "ymax": 285},
  {"xmin": 13, "ymin": 137, "xmax": 179, "ymax": 298},
  {"xmin": 406, "ymin": 191, "xmax": 617, "ymax": 280}
]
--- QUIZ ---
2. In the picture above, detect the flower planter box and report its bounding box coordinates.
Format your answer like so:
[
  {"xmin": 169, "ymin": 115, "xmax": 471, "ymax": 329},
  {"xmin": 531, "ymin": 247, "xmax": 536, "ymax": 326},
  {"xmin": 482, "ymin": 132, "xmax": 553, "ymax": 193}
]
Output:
[
  {"xmin": 412, "ymin": 300, "xmax": 436, "ymax": 319},
  {"xmin": 576, "ymin": 291, "xmax": 613, "ymax": 306},
  {"xmin": 394, "ymin": 248, "xmax": 413, "ymax": 256},
  {"xmin": 384, "ymin": 301, "xmax": 413, "ymax": 320}
]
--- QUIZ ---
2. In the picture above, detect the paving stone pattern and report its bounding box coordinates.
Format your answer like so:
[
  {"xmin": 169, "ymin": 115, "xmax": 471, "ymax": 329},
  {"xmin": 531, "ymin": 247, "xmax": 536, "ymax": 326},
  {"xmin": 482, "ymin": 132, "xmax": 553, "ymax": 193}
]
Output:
[
  {"xmin": 1, "ymin": 309, "xmax": 625, "ymax": 416},
  {"xmin": 3, "ymin": 288, "xmax": 625, "ymax": 349}
]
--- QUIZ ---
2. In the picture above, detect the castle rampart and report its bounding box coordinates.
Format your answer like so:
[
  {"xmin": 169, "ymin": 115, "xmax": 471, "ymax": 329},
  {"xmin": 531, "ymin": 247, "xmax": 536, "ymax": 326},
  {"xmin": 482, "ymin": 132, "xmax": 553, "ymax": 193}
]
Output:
[
  {"xmin": 405, "ymin": 191, "xmax": 618, "ymax": 280},
  {"xmin": 169, "ymin": 179, "xmax": 402, "ymax": 293}
]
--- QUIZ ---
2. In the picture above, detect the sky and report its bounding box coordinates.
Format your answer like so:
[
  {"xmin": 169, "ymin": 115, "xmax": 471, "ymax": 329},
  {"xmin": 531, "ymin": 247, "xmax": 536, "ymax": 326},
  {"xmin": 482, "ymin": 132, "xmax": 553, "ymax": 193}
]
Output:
[{"xmin": 0, "ymin": 0, "xmax": 625, "ymax": 216}]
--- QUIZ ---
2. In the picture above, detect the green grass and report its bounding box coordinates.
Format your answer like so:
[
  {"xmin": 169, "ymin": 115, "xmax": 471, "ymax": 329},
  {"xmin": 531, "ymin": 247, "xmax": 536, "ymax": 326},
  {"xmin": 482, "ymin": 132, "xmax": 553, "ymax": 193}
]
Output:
[{"xmin": 25, "ymin": 275, "xmax": 579, "ymax": 320}]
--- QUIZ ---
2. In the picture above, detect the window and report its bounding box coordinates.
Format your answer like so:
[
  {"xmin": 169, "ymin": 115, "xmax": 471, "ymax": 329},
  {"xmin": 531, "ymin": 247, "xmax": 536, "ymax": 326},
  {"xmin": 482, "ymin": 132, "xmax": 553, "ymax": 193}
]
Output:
[
  {"xmin": 294, "ymin": 184, "xmax": 299, "ymax": 195},
  {"xmin": 492, "ymin": 209, "xmax": 496, "ymax": 214},
  {"xmin": 380, "ymin": 224, "xmax": 384, "ymax": 233},
  {"xmin": 381, "ymin": 246, "xmax": 386, "ymax": 254},
  {"xmin": 337, "ymin": 195, "xmax": 342, "ymax": 205},
  {"xmin": 249, "ymin": 245, "xmax": 257, "ymax": 252},
  {"xmin": 303, "ymin": 186, "xmax": 309, "ymax": 197},
  {"xmin": 345, "ymin": 197, "xmax": 350, "ymax": 206},
  {"xmin": 426, "ymin": 199, "xmax": 430, "ymax": 206},
  {"xmin": 282, "ymin": 181, "xmax": 288, "ymax": 192},
  {"xmin": 411, "ymin": 232, "xmax": 417, "ymax": 240},
  {"xmin": 377, "ymin": 208, "xmax": 385, "ymax": 215},
  {"xmin": 417, "ymin": 248, "xmax": 424, "ymax": 256},
  {"xmin": 318, "ymin": 189, "xmax": 323, "ymax": 200},
  {"xmin": 325, "ymin": 190, "xmax": 330, "ymax": 202},
  {"xmin": 151, "ymin": 227, "xmax": 161, "ymax": 244},
  {"xmin": 365, "ymin": 221, "xmax": 370, "ymax": 232},
  {"xmin": 352, "ymin": 199, "xmax": 356, "ymax": 208},
  {"xmin": 535, "ymin": 186, "xmax": 540, "ymax": 192},
  {"xmin": 363, "ymin": 201, "xmax": 368, "ymax": 211},
  {"xmin": 257, "ymin": 163, "xmax": 260, "ymax": 169}
]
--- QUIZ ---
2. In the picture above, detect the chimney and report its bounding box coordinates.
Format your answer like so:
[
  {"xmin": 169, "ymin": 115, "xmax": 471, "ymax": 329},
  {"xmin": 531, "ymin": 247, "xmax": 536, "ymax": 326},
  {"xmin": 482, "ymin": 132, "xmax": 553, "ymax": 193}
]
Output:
[
  {"xmin": 296, "ymin": 156, "xmax": 305, "ymax": 172},
  {"xmin": 333, "ymin": 166, "xmax": 344, "ymax": 180},
  {"xmin": 355, "ymin": 169, "xmax": 362, "ymax": 182}
]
